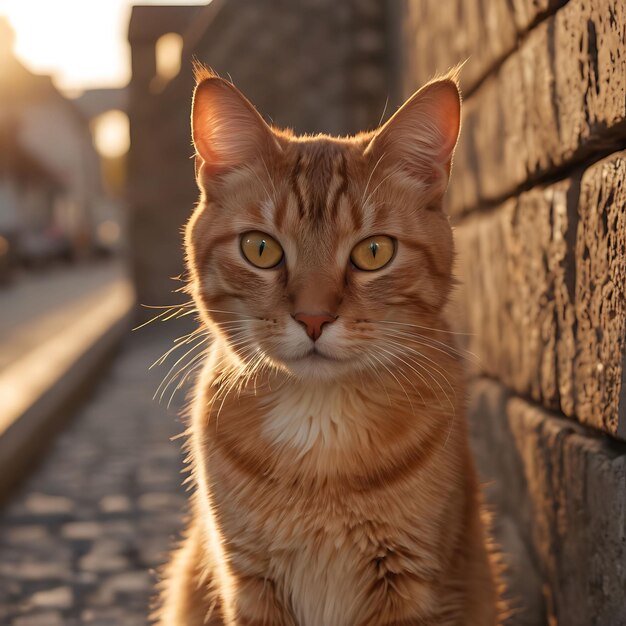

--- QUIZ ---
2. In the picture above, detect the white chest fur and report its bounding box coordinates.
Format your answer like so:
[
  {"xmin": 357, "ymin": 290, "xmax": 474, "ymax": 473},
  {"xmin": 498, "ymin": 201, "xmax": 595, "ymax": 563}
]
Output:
[{"xmin": 261, "ymin": 381, "xmax": 371, "ymax": 455}]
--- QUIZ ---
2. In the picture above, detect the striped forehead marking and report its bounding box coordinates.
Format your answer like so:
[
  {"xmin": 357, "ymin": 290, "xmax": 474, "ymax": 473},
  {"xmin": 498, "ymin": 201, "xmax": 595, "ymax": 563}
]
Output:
[{"xmin": 289, "ymin": 144, "xmax": 351, "ymax": 225}]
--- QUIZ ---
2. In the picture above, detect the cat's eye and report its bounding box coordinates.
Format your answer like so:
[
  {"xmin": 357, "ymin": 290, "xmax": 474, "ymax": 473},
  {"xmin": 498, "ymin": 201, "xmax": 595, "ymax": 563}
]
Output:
[
  {"xmin": 240, "ymin": 231, "xmax": 284, "ymax": 269},
  {"xmin": 350, "ymin": 235, "xmax": 395, "ymax": 271}
]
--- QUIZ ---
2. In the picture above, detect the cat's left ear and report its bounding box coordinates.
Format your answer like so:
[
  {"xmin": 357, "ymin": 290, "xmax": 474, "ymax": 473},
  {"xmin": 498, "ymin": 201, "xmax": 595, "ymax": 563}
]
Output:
[
  {"xmin": 365, "ymin": 76, "xmax": 461, "ymax": 191},
  {"xmin": 192, "ymin": 76, "xmax": 280, "ymax": 176}
]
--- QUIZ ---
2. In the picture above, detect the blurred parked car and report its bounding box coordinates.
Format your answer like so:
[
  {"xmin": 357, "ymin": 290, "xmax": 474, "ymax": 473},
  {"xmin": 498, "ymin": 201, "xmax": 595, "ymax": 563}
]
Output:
[{"xmin": 18, "ymin": 227, "xmax": 74, "ymax": 268}]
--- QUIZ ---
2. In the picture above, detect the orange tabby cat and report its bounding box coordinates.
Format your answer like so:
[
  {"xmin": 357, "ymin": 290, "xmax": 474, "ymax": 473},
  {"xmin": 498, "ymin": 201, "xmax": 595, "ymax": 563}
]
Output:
[{"xmin": 156, "ymin": 68, "xmax": 500, "ymax": 625}]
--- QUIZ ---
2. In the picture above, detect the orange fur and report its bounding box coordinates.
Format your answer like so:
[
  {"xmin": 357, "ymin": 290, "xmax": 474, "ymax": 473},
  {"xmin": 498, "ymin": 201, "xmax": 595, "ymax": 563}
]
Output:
[{"xmin": 155, "ymin": 70, "xmax": 501, "ymax": 625}]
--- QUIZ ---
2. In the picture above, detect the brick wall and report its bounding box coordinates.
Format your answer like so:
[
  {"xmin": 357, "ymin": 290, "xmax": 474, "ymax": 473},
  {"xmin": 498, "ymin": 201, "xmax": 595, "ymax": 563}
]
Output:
[
  {"xmin": 128, "ymin": 2, "xmax": 626, "ymax": 623},
  {"xmin": 392, "ymin": 1, "xmax": 626, "ymax": 623}
]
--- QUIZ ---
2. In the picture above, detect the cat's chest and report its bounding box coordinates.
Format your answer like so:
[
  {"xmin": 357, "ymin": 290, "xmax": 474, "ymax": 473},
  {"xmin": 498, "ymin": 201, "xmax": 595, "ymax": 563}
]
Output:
[
  {"xmin": 204, "ymin": 386, "xmax": 450, "ymax": 625},
  {"xmin": 267, "ymin": 504, "xmax": 401, "ymax": 626},
  {"xmin": 261, "ymin": 381, "xmax": 372, "ymax": 454}
]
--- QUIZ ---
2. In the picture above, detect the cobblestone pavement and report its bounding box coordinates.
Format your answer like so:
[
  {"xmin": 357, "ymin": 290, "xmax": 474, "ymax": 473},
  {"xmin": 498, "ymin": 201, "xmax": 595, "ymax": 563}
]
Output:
[{"xmin": 0, "ymin": 327, "xmax": 191, "ymax": 626}]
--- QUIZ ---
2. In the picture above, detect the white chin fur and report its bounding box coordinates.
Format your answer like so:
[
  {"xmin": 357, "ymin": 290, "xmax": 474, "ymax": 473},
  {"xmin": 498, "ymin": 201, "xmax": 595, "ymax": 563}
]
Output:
[{"xmin": 280, "ymin": 353, "xmax": 355, "ymax": 382}]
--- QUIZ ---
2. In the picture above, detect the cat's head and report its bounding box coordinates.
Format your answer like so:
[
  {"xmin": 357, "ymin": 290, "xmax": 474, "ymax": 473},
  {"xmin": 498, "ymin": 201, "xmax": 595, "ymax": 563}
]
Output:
[{"xmin": 186, "ymin": 69, "xmax": 461, "ymax": 382}]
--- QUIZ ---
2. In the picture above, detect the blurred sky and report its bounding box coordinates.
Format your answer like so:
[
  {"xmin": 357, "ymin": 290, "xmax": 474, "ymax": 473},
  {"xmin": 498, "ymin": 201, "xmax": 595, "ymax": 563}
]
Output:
[{"xmin": 0, "ymin": 0, "xmax": 208, "ymax": 95}]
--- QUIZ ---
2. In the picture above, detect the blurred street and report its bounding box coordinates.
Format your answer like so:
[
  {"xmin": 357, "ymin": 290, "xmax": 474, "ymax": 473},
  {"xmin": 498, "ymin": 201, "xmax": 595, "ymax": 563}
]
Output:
[
  {"xmin": 0, "ymin": 261, "xmax": 125, "ymax": 373},
  {"xmin": 0, "ymin": 328, "xmax": 187, "ymax": 626}
]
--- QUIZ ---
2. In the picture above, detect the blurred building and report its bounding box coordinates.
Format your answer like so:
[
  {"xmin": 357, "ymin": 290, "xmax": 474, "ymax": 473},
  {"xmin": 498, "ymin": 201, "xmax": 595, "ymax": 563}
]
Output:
[
  {"xmin": 74, "ymin": 87, "xmax": 127, "ymax": 121},
  {"xmin": 0, "ymin": 123, "xmax": 65, "ymax": 276},
  {"xmin": 0, "ymin": 18, "xmax": 104, "ymax": 268}
]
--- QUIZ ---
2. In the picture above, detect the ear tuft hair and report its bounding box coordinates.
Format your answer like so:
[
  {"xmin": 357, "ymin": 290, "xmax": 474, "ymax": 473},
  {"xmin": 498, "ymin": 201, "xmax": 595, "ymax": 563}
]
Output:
[
  {"xmin": 192, "ymin": 60, "xmax": 219, "ymax": 85},
  {"xmin": 429, "ymin": 61, "xmax": 466, "ymax": 90}
]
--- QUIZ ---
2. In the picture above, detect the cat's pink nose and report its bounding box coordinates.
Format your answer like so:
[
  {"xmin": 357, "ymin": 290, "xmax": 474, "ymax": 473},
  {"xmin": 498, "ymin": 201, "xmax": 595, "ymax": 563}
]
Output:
[{"xmin": 293, "ymin": 312, "xmax": 337, "ymax": 341}]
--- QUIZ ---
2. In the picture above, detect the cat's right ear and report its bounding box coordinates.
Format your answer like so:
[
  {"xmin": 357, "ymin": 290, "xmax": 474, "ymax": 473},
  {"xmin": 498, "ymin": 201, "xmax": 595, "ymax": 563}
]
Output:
[
  {"xmin": 192, "ymin": 77, "xmax": 279, "ymax": 176},
  {"xmin": 364, "ymin": 74, "xmax": 461, "ymax": 195}
]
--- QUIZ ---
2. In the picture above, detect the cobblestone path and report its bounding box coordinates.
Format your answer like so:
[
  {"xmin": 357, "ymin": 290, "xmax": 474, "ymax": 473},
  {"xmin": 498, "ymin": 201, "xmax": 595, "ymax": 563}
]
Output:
[{"xmin": 0, "ymin": 329, "xmax": 190, "ymax": 626}]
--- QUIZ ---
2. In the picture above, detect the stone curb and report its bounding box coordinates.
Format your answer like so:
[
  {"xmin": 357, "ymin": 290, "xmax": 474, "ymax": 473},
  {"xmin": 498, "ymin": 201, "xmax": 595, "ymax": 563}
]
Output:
[{"xmin": 0, "ymin": 279, "xmax": 135, "ymax": 503}]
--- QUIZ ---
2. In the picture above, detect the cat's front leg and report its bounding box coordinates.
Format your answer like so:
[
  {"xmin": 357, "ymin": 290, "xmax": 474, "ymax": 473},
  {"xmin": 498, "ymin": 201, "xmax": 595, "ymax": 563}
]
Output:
[{"xmin": 156, "ymin": 524, "xmax": 225, "ymax": 626}]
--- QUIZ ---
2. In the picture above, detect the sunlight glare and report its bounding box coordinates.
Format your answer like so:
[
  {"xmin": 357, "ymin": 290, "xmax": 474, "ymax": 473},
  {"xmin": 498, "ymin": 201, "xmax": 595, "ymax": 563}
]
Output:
[
  {"xmin": 156, "ymin": 33, "xmax": 184, "ymax": 82},
  {"xmin": 0, "ymin": 0, "xmax": 209, "ymax": 93},
  {"xmin": 92, "ymin": 110, "xmax": 130, "ymax": 159}
]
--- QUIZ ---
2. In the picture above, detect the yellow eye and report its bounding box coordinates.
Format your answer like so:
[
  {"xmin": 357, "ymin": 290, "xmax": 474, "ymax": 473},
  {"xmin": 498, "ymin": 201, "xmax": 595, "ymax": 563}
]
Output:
[
  {"xmin": 350, "ymin": 235, "xmax": 395, "ymax": 271},
  {"xmin": 240, "ymin": 231, "xmax": 284, "ymax": 268}
]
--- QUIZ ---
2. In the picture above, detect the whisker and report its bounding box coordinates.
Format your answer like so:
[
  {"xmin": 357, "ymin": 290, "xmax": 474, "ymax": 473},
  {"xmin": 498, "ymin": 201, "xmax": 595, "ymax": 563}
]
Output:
[
  {"xmin": 360, "ymin": 355, "xmax": 392, "ymax": 406},
  {"xmin": 157, "ymin": 354, "xmax": 207, "ymax": 406},
  {"xmin": 213, "ymin": 349, "xmax": 262, "ymax": 423},
  {"xmin": 376, "ymin": 346, "xmax": 427, "ymax": 407},
  {"xmin": 209, "ymin": 319, "xmax": 261, "ymax": 332},
  {"xmin": 132, "ymin": 306, "xmax": 192, "ymax": 331},
  {"xmin": 363, "ymin": 166, "xmax": 404, "ymax": 209},
  {"xmin": 376, "ymin": 346, "xmax": 435, "ymax": 409},
  {"xmin": 383, "ymin": 337, "xmax": 457, "ymax": 398},
  {"xmin": 361, "ymin": 151, "xmax": 387, "ymax": 206},
  {"xmin": 172, "ymin": 309, "xmax": 201, "ymax": 320},
  {"xmin": 167, "ymin": 319, "xmax": 257, "ymax": 366},
  {"xmin": 259, "ymin": 156, "xmax": 279, "ymax": 202},
  {"xmin": 384, "ymin": 343, "xmax": 455, "ymax": 413},
  {"xmin": 161, "ymin": 306, "xmax": 196, "ymax": 322},
  {"xmin": 154, "ymin": 336, "xmax": 210, "ymax": 401},
  {"xmin": 140, "ymin": 301, "xmax": 195, "ymax": 310},
  {"xmin": 150, "ymin": 328, "xmax": 211, "ymax": 369},
  {"xmin": 165, "ymin": 351, "xmax": 208, "ymax": 408},
  {"xmin": 376, "ymin": 319, "xmax": 473, "ymax": 337},
  {"xmin": 378, "ymin": 328, "xmax": 479, "ymax": 364},
  {"xmin": 203, "ymin": 308, "xmax": 261, "ymax": 319},
  {"xmin": 368, "ymin": 351, "xmax": 415, "ymax": 411},
  {"xmin": 244, "ymin": 163, "xmax": 273, "ymax": 203}
]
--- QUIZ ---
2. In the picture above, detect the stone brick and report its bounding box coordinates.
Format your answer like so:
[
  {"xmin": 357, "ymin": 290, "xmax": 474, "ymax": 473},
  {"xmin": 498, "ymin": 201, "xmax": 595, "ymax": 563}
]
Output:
[
  {"xmin": 23, "ymin": 494, "xmax": 75, "ymax": 518},
  {"xmin": 29, "ymin": 587, "xmax": 74, "ymax": 610},
  {"xmin": 454, "ymin": 151, "xmax": 626, "ymax": 438},
  {"xmin": 137, "ymin": 492, "xmax": 184, "ymax": 512},
  {"xmin": 574, "ymin": 152, "xmax": 626, "ymax": 436},
  {"xmin": 447, "ymin": 0, "xmax": 626, "ymax": 215},
  {"xmin": 454, "ymin": 181, "xmax": 577, "ymax": 414},
  {"xmin": 4, "ymin": 525, "xmax": 50, "ymax": 544},
  {"xmin": 399, "ymin": 0, "xmax": 518, "ymax": 94},
  {"xmin": 101, "ymin": 571, "xmax": 151, "ymax": 595},
  {"xmin": 98, "ymin": 495, "xmax": 132, "ymax": 515},
  {"xmin": 1, "ymin": 562, "xmax": 71, "ymax": 582},
  {"xmin": 61, "ymin": 521, "xmax": 103, "ymax": 541},
  {"xmin": 13, "ymin": 612, "xmax": 65, "ymax": 626},
  {"xmin": 398, "ymin": 0, "xmax": 571, "ymax": 97},
  {"xmin": 509, "ymin": 0, "xmax": 566, "ymax": 30},
  {"xmin": 78, "ymin": 551, "xmax": 130, "ymax": 574},
  {"xmin": 469, "ymin": 378, "xmax": 626, "ymax": 626}
]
